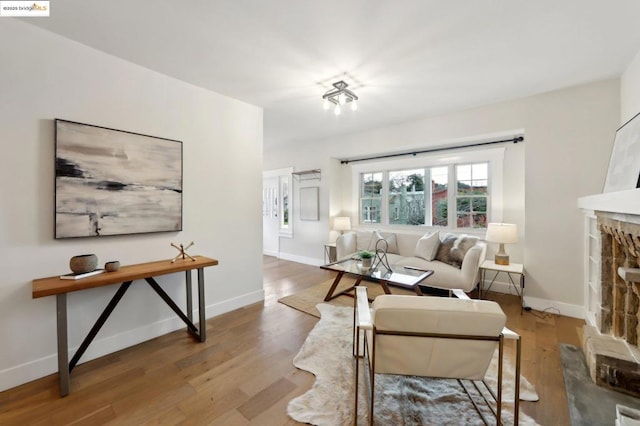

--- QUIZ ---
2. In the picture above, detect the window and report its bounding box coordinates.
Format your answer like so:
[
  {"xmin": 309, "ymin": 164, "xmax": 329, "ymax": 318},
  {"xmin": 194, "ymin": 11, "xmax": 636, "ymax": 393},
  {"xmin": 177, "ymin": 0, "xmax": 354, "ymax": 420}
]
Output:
[
  {"xmin": 431, "ymin": 166, "xmax": 448, "ymax": 226},
  {"xmin": 389, "ymin": 169, "xmax": 425, "ymax": 225},
  {"xmin": 356, "ymin": 153, "xmax": 499, "ymax": 230},
  {"xmin": 279, "ymin": 174, "xmax": 292, "ymax": 236},
  {"xmin": 361, "ymin": 172, "xmax": 382, "ymax": 223},
  {"xmin": 456, "ymin": 163, "xmax": 488, "ymax": 228}
]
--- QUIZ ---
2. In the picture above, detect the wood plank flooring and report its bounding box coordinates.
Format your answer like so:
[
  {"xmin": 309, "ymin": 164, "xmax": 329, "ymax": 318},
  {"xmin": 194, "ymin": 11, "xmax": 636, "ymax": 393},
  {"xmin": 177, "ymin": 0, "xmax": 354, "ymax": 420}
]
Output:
[{"xmin": 0, "ymin": 256, "xmax": 584, "ymax": 425}]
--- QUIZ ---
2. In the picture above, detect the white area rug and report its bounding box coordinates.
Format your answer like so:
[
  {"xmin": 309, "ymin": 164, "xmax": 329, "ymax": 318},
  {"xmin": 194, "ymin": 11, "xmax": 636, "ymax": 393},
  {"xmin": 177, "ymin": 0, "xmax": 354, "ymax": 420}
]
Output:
[{"xmin": 288, "ymin": 303, "xmax": 540, "ymax": 426}]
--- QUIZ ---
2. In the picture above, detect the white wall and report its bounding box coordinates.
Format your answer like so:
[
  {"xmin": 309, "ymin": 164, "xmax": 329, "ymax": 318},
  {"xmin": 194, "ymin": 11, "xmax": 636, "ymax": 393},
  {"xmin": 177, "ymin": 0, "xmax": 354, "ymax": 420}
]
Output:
[
  {"xmin": 265, "ymin": 79, "xmax": 620, "ymax": 317},
  {"xmin": 0, "ymin": 20, "xmax": 264, "ymax": 391},
  {"xmin": 621, "ymin": 48, "xmax": 640, "ymax": 123}
]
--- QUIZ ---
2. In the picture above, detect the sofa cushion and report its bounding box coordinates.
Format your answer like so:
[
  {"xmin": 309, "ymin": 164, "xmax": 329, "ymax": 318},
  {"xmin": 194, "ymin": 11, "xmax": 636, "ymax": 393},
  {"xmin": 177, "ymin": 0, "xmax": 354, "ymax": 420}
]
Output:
[
  {"xmin": 435, "ymin": 234, "xmax": 479, "ymax": 269},
  {"xmin": 414, "ymin": 231, "xmax": 440, "ymax": 261},
  {"xmin": 373, "ymin": 230, "xmax": 399, "ymax": 254}
]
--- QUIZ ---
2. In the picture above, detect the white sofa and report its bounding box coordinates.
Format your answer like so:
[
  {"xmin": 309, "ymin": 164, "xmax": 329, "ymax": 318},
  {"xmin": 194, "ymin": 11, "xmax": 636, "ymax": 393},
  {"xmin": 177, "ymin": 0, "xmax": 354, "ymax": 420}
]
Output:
[{"xmin": 335, "ymin": 229, "xmax": 486, "ymax": 293}]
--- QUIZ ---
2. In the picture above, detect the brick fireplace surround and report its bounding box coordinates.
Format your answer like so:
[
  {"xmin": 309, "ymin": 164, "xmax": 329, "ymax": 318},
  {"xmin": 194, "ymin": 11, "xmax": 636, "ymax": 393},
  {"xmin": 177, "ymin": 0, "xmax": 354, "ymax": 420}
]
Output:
[{"xmin": 583, "ymin": 211, "xmax": 640, "ymax": 397}]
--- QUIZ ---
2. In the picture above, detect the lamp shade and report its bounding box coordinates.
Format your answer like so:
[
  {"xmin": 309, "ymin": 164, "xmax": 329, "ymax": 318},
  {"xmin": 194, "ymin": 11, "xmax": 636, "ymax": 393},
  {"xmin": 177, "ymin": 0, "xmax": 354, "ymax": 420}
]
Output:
[
  {"xmin": 333, "ymin": 217, "xmax": 351, "ymax": 232},
  {"xmin": 485, "ymin": 223, "xmax": 518, "ymax": 244}
]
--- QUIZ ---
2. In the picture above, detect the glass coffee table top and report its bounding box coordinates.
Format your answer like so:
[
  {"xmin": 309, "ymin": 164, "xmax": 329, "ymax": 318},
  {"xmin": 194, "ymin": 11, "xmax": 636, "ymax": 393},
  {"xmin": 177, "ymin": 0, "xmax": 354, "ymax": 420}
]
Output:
[{"xmin": 322, "ymin": 258, "xmax": 433, "ymax": 287}]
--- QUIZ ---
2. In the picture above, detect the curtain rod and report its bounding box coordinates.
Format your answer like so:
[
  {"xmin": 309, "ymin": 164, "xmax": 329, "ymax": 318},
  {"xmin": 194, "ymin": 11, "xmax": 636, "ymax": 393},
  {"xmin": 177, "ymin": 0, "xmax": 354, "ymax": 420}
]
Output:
[{"xmin": 339, "ymin": 136, "xmax": 524, "ymax": 165}]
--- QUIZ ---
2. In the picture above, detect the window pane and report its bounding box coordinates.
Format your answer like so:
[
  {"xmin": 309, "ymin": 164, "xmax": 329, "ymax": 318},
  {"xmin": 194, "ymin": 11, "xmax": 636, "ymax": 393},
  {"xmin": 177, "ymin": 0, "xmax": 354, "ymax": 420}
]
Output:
[
  {"xmin": 457, "ymin": 213, "xmax": 487, "ymax": 228},
  {"xmin": 457, "ymin": 164, "xmax": 471, "ymax": 181},
  {"xmin": 457, "ymin": 213, "xmax": 472, "ymax": 228},
  {"xmin": 281, "ymin": 179, "xmax": 289, "ymax": 227},
  {"xmin": 473, "ymin": 213, "xmax": 487, "ymax": 228},
  {"xmin": 472, "ymin": 198, "xmax": 487, "ymax": 212},
  {"xmin": 472, "ymin": 163, "xmax": 488, "ymax": 180},
  {"xmin": 457, "ymin": 163, "xmax": 488, "ymax": 195},
  {"xmin": 388, "ymin": 169, "xmax": 425, "ymax": 225},
  {"xmin": 362, "ymin": 172, "xmax": 383, "ymax": 197},
  {"xmin": 431, "ymin": 166, "xmax": 448, "ymax": 226},
  {"xmin": 361, "ymin": 198, "xmax": 381, "ymax": 223},
  {"xmin": 457, "ymin": 197, "xmax": 471, "ymax": 212},
  {"xmin": 472, "ymin": 180, "xmax": 488, "ymax": 195},
  {"xmin": 457, "ymin": 180, "xmax": 472, "ymax": 195}
]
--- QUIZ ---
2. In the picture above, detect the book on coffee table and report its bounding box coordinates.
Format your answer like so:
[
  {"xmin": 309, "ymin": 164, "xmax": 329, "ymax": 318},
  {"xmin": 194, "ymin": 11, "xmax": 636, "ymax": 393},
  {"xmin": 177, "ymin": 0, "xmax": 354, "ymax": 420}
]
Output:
[{"xmin": 59, "ymin": 269, "xmax": 105, "ymax": 280}]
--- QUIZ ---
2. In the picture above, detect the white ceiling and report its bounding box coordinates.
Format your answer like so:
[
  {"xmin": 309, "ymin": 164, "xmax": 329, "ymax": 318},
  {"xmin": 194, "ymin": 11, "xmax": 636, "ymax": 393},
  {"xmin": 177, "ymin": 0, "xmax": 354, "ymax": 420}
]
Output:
[{"xmin": 25, "ymin": 1, "xmax": 640, "ymax": 149}]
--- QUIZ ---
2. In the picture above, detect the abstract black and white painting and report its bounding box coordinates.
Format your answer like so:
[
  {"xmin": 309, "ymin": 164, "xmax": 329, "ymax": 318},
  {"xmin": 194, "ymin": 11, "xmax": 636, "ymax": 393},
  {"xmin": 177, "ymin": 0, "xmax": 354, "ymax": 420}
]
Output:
[
  {"xmin": 603, "ymin": 111, "xmax": 640, "ymax": 193},
  {"xmin": 55, "ymin": 119, "xmax": 182, "ymax": 238}
]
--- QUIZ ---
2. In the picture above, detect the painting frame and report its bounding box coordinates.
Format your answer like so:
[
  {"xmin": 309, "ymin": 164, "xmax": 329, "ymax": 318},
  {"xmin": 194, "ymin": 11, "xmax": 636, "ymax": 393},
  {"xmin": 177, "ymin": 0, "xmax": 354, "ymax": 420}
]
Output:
[
  {"xmin": 603, "ymin": 111, "xmax": 640, "ymax": 193},
  {"xmin": 54, "ymin": 119, "xmax": 183, "ymax": 239},
  {"xmin": 300, "ymin": 186, "xmax": 319, "ymax": 221}
]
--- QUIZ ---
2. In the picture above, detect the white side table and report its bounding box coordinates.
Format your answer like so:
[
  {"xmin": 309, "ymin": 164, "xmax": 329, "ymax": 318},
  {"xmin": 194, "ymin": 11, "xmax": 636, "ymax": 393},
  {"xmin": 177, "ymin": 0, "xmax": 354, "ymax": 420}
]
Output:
[
  {"xmin": 324, "ymin": 242, "xmax": 337, "ymax": 264},
  {"xmin": 479, "ymin": 260, "xmax": 526, "ymax": 314}
]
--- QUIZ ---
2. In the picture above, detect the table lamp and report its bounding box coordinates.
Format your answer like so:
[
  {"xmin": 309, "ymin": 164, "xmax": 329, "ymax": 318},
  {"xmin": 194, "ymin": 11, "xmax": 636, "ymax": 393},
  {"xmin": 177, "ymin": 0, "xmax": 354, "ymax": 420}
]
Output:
[
  {"xmin": 485, "ymin": 223, "xmax": 518, "ymax": 265},
  {"xmin": 333, "ymin": 217, "xmax": 351, "ymax": 234}
]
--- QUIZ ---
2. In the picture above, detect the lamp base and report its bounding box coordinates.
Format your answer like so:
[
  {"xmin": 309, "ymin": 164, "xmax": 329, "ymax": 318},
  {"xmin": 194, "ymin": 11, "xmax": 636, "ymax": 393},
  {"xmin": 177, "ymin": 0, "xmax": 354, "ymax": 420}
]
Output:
[{"xmin": 494, "ymin": 253, "xmax": 510, "ymax": 266}]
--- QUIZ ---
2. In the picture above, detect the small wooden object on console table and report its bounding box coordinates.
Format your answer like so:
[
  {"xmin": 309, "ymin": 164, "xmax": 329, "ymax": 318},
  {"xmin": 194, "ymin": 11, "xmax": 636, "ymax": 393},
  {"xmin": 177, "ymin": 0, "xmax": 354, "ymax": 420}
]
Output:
[
  {"xmin": 171, "ymin": 241, "xmax": 196, "ymax": 262},
  {"xmin": 32, "ymin": 255, "xmax": 218, "ymax": 397}
]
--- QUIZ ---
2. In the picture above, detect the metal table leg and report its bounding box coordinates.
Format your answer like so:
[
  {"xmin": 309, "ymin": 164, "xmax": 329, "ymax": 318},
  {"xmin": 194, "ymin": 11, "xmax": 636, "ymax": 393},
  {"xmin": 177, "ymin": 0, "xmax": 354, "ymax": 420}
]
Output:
[
  {"xmin": 56, "ymin": 294, "xmax": 69, "ymax": 397},
  {"xmin": 198, "ymin": 267, "xmax": 206, "ymax": 342},
  {"xmin": 186, "ymin": 270, "xmax": 193, "ymax": 323},
  {"xmin": 504, "ymin": 272, "xmax": 524, "ymax": 314},
  {"xmin": 520, "ymin": 274, "xmax": 525, "ymax": 314}
]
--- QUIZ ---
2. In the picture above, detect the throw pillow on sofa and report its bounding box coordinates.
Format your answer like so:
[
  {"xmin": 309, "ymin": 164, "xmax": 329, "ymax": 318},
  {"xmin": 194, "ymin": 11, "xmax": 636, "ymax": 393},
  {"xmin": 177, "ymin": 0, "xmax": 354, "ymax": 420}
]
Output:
[
  {"xmin": 435, "ymin": 234, "xmax": 479, "ymax": 268},
  {"xmin": 373, "ymin": 230, "xmax": 399, "ymax": 254},
  {"xmin": 414, "ymin": 231, "xmax": 440, "ymax": 261},
  {"xmin": 356, "ymin": 231, "xmax": 374, "ymax": 251}
]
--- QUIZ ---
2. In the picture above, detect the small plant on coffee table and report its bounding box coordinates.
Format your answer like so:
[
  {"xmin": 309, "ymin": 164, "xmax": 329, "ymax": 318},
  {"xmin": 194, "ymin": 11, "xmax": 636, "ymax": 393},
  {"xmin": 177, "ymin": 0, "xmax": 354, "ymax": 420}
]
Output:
[{"xmin": 359, "ymin": 250, "xmax": 374, "ymax": 268}]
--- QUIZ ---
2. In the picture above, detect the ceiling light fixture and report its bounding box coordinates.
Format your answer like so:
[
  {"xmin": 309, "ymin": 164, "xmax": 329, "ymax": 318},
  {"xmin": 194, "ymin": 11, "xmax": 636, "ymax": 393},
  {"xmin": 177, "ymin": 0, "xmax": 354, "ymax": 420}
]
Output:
[{"xmin": 322, "ymin": 80, "xmax": 358, "ymax": 116}]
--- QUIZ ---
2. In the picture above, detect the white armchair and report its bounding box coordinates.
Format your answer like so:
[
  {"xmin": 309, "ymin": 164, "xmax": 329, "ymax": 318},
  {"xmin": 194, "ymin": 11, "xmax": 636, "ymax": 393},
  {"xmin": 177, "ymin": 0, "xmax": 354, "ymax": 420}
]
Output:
[{"xmin": 354, "ymin": 286, "xmax": 519, "ymax": 425}]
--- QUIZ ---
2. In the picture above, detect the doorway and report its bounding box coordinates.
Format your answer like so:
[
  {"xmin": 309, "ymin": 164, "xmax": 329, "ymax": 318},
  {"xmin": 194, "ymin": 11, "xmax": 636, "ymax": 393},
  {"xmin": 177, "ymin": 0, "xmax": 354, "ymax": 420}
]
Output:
[{"xmin": 262, "ymin": 175, "xmax": 279, "ymax": 256}]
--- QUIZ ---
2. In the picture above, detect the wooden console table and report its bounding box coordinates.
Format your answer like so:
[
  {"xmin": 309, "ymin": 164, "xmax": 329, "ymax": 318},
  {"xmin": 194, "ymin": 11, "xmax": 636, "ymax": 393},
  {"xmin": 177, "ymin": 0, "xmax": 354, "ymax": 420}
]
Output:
[{"xmin": 32, "ymin": 255, "xmax": 218, "ymax": 397}]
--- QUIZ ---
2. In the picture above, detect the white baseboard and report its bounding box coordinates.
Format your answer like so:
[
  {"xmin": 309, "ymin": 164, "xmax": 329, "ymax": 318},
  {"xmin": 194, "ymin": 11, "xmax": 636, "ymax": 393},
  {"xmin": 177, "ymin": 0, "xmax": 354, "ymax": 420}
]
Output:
[
  {"xmin": 481, "ymin": 280, "xmax": 584, "ymax": 319},
  {"xmin": 263, "ymin": 249, "xmax": 279, "ymax": 257},
  {"xmin": 278, "ymin": 252, "xmax": 324, "ymax": 267},
  {"xmin": 524, "ymin": 296, "xmax": 584, "ymax": 319},
  {"xmin": 0, "ymin": 289, "xmax": 265, "ymax": 393}
]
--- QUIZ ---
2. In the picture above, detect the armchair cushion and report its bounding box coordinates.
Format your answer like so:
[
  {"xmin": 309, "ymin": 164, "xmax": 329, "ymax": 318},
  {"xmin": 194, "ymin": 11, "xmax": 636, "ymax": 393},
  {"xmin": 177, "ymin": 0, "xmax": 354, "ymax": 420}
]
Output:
[{"xmin": 369, "ymin": 295, "xmax": 506, "ymax": 379}]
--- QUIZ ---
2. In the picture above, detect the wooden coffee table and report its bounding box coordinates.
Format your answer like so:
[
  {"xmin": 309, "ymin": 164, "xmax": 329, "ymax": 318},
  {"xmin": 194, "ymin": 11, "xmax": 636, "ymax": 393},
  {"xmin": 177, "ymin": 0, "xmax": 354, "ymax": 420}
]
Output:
[{"xmin": 320, "ymin": 258, "xmax": 434, "ymax": 301}]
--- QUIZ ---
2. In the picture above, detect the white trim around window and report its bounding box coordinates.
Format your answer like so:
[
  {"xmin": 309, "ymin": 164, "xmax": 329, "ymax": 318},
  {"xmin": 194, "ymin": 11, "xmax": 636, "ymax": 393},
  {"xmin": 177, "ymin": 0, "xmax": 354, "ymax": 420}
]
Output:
[{"xmin": 349, "ymin": 147, "xmax": 505, "ymax": 234}]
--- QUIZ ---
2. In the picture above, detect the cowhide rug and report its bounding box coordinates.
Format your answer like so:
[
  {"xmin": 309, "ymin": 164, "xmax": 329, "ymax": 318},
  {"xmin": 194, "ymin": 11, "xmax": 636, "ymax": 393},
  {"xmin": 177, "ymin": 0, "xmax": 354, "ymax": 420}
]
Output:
[{"xmin": 288, "ymin": 303, "xmax": 539, "ymax": 425}]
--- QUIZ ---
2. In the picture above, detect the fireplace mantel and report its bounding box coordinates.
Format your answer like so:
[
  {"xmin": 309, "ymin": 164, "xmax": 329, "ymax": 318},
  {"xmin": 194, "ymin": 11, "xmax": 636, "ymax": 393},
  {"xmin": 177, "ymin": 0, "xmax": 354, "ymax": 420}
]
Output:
[{"xmin": 578, "ymin": 188, "xmax": 640, "ymax": 216}]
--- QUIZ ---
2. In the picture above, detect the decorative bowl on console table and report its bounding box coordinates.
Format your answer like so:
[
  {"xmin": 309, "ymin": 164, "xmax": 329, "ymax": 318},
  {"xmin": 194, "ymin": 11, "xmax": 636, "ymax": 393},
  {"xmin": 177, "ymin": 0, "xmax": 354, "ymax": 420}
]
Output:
[{"xmin": 69, "ymin": 254, "xmax": 98, "ymax": 274}]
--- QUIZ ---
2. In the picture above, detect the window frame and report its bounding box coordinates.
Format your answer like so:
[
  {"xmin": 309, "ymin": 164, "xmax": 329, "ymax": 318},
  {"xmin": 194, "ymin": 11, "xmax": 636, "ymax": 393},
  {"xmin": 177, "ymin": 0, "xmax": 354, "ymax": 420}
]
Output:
[{"xmin": 350, "ymin": 147, "xmax": 505, "ymax": 233}]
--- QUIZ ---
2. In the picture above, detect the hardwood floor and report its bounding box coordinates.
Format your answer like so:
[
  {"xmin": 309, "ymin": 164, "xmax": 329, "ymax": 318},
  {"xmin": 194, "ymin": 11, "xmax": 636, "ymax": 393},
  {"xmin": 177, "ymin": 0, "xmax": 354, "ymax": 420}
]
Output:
[{"xmin": 0, "ymin": 256, "xmax": 584, "ymax": 425}]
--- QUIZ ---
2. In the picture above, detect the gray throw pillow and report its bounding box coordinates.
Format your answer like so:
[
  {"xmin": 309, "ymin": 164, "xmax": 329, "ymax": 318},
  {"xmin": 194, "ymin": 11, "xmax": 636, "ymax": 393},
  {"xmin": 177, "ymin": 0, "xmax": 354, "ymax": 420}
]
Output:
[{"xmin": 435, "ymin": 234, "xmax": 478, "ymax": 269}]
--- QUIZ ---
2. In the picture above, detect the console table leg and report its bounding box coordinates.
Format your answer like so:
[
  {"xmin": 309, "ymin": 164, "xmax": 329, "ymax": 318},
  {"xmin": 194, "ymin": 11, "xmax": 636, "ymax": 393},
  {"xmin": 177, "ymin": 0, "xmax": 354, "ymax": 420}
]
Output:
[
  {"xmin": 56, "ymin": 294, "xmax": 69, "ymax": 397},
  {"xmin": 186, "ymin": 270, "xmax": 193, "ymax": 322},
  {"xmin": 197, "ymin": 268, "xmax": 206, "ymax": 342}
]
